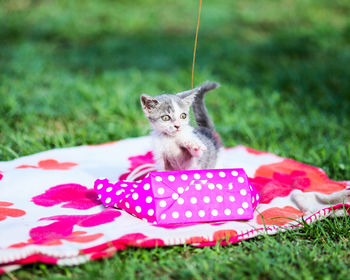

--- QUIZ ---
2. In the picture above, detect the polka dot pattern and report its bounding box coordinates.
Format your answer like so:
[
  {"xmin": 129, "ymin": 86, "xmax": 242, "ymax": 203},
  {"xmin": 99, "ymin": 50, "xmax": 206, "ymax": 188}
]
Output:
[
  {"xmin": 94, "ymin": 168, "xmax": 260, "ymax": 224},
  {"xmin": 177, "ymin": 198, "xmax": 184, "ymax": 205},
  {"xmin": 172, "ymin": 211, "xmax": 179, "ymax": 219},
  {"xmin": 203, "ymin": 196, "xmax": 210, "ymax": 203},
  {"xmin": 240, "ymin": 189, "xmax": 247, "ymax": 196},
  {"xmin": 106, "ymin": 187, "xmax": 112, "ymax": 192},
  {"xmin": 168, "ymin": 175, "xmax": 175, "ymax": 182},
  {"xmin": 116, "ymin": 190, "xmax": 123, "ymax": 196},
  {"xmin": 94, "ymin": 178, "xmax": 158, "ymax": 222},
  {"xmin": 185, "ymin": 211, "xmax": 192, "ymax": 218},
  {"xmin": 155, "ymin": 176, "xmax": 162, "ymax": 182},
  {"xmin": 238, "ymin": 177, "xmax": 245, "ymax": 183},
  {"xmin": 181, "ymin": 174, "xmax": 188, "ymax": 181},
  {"xmin": 157, "ymin": 188, "xmax": 165, "ymax": 195},
  {"xmin": 198, "ymin": 210, "xmax": 205, "ymax": 217}
]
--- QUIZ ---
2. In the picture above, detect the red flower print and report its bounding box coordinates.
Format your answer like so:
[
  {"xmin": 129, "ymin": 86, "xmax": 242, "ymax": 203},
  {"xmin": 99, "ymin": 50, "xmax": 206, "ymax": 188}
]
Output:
[
  {"xmin": 193, "ymin": 229, "xmax": 238, "ymax": 247},
  {"xmin": 251, "ymin": 159, "xmax": 346, "ymax": 204},
  {"xmin": 210, "ymin": 222, "xmax": 228, "ymax": 226},
  {"xmin": 186, "ymin": 236, "xmax": 209, "ymax": 244},
  {"xmin": 64, "ymin": 231, "xmax": 104, "ymax": 243},
  {"xmin": 111, "ymin": 233, "xmax": 164, "ymax": 247},
  {"xmin": 88, "ymin": 141, "xmax": 118, "ymax": 147},
  {"xmin": 250, "ymin": 170, "xmax": 310, "ymax": 204},
  {"xmin": 90, "ymin": 246, "xmax": 117, "ymax": 260},
  {"xmin": 213, "ymin": 229, "xmax": 237, "ymax": 241},
  {"xmin": 245, "ymin": 147, "xmax": 269, "ymax": 155},
  {"xmin": 17, "ymin": 159, "xmax": 77, "ymax": 170},
  {"xmin": 32, "ymin": 183, "xmax": 100, "ymax": 210},
  {"xmin": 81, "ymin": 233, "xmax": 164, "ymax": 261},
  {"xmin": 257, "ymin": 206, "xmax": 304, "ymax": 226},
  {"xmin": 119, "ymin": 151, "xmax": 155, "ymax": 180},
  {"xmin": 10, "ymin": 231, "xmax": 105, "ymax": 248},
  {"xmin": 10, "ymin": 209, "xmax": 121, "ymax": 247},
  {"xmin": 0, "ymin": 201, "xmax": 26, "ymax": 222},
  {"xmin": 0, "ymin": 171, "xmax": 3, "ymax": 181},
  {"xmin": 13, "ymin": 254, "xmax": 58, "ymax": 265}
]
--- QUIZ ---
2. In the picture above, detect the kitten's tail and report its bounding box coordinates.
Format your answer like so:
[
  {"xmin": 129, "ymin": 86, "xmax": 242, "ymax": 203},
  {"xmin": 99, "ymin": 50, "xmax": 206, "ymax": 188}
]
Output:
[{"xmin": 192, "ymin": 81, "xmax": 220, "ymax": 131}]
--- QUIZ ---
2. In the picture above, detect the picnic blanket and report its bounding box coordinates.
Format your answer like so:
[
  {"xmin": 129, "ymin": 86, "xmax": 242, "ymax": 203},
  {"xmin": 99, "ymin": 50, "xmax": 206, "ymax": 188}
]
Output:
[{"xmin": 0, "ymin": 136, "xmax": 349, "ymax": 273}]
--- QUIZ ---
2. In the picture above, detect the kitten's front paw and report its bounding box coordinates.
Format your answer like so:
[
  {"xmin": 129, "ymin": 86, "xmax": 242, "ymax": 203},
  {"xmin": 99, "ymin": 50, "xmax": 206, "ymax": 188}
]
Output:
[{"xmin": 184, "ymin": 141, "xmax": 207, "ymax": 157}]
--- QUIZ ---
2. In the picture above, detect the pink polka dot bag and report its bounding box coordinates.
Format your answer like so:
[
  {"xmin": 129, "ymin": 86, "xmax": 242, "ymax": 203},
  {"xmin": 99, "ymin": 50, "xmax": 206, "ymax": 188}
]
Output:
[{"xmin": 94, "ymin": 169, "xmax": 260, "ymax": 224}]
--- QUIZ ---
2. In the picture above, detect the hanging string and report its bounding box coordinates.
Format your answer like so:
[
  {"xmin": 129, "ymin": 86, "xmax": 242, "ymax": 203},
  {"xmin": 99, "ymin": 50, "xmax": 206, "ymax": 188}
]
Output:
[
  {"xmin": 127, "ymin": 2, "xmax": 203, "ymax": 181},
  {"xmin": 191, "ymin": 0, "xmax": 202, "ymax": 89}
]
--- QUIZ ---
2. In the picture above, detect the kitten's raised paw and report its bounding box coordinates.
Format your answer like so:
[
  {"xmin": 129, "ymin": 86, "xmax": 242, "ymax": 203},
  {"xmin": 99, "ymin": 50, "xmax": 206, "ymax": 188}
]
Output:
[{"xmin": 184, "ymin": 141, "xmax": 206, "ymax": 157}]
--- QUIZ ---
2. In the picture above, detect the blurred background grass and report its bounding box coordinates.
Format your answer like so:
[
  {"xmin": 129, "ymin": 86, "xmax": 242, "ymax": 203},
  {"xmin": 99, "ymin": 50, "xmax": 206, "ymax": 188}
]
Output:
[
  {"xmin": 1, "ymin": 0, "xmax": 350, "ymax": 180},
  {"xmin": 0, "ymin": 1, "xmax": 350, "ymax": 277}
]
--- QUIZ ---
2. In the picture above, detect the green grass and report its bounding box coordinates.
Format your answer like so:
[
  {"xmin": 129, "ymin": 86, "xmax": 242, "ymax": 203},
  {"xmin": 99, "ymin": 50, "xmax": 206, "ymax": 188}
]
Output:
[{"xmin": 1, "ymin": 0, "xmax": 350, "ymax": 279}]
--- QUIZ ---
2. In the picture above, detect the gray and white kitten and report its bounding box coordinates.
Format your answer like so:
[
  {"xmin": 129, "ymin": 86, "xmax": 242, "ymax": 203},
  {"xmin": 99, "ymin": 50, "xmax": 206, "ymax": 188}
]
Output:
[{"xmin": 140, "ymin": 82, "xmax": 222, "ymax": 171}]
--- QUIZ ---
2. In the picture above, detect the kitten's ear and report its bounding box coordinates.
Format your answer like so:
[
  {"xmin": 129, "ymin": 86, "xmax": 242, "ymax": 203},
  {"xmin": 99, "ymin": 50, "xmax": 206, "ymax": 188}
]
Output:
[
  {"xmin": 140, "ymin": 94, "xmax": 159, "ymax": 113},
  {"xmin": 177, "ymin": 90, "xmax": 198, "ymax": 106}
]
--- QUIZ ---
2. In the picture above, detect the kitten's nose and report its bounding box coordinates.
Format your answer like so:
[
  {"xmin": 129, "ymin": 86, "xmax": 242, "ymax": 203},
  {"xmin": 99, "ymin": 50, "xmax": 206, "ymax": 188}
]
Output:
[{"xmin": 174, "ymin": 125, "xmax": 180, "ymax": 129}]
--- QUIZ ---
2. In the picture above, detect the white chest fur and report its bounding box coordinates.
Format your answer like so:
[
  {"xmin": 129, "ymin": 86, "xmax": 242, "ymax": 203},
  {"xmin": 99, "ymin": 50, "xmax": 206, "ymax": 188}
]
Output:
[
  {"xmin": 153, "ymin": 133, "xmax": 183, "ymax": 158},
  {"xmin": 151, "ymin": 127, "xmax": 196, "ymax": 170}
]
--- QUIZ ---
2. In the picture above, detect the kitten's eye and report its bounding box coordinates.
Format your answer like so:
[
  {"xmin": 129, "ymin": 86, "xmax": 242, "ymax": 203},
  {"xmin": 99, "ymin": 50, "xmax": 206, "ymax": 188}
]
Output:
[
  {"xmin": 161, "ymin": 115, "xmax": 171, "ymax": 121},
  {"xmin": 180, "ymin": 113, "xmax": 187, "ymax": 119}
]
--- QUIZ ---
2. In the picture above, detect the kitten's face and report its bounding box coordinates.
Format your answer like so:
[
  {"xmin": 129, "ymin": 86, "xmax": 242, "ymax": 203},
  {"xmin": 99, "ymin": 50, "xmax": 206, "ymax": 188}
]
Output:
[{"xmin": 141, "ymin": 93, "xmax": 195, "ymax": 136}]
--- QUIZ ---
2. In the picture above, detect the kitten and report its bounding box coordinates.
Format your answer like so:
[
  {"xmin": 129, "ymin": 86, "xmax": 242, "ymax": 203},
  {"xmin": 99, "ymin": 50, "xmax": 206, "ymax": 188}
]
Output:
[{"xmin": 140, "ymin": 82, "xmax": 222, "ymax": 171}]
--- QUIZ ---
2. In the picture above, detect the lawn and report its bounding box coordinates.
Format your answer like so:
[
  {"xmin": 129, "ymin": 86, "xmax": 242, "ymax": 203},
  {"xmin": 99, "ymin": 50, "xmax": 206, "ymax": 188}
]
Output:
[{"xmin": 1, "ymin": 0, "xmax": 350, "ymax": 279}]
